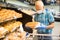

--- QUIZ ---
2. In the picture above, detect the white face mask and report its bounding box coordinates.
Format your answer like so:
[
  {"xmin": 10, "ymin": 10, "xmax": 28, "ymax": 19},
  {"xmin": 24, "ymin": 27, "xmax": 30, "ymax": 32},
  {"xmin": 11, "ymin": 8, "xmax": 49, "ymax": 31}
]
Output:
[{"xmin": 37, "ymin": 10, "xmax": 43, "ymax": 14}]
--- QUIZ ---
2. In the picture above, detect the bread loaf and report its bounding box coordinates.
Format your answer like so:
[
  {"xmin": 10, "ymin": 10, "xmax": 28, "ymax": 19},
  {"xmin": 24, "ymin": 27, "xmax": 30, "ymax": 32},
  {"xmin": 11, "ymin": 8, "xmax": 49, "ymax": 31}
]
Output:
[
  {"xmin": 0, "ymin": 9, "xmax": 22, "ymax": 23},
  {"xmin": 25, "ymin": 22, "xmax": 40, "ymax": 29},
  {"xmin": 4, "ymin": 20, "xmax": 22, "ymax": 32}
]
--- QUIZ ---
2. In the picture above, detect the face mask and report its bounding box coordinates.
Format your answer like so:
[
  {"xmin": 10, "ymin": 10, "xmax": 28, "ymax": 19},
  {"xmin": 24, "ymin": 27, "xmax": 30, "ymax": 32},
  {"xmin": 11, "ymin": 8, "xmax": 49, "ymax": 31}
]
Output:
[{"xmin": 37, "ymin": 10, "xmax": 43, "ymax": 14}]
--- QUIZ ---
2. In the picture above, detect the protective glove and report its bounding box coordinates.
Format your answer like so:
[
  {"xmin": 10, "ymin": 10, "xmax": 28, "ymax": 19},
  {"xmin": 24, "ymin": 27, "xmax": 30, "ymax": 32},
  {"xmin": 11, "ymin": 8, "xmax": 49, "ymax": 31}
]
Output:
[{"xmin": 35, "ymin": 23, "xmax": 47, "ymax": 29}]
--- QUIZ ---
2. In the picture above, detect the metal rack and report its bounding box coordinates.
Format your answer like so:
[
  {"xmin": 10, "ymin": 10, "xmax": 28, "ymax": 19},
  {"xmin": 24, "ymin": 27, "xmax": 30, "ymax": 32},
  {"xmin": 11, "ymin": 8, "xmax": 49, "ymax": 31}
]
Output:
[
  {"xmin": 25, "ymin": 29, "xmax": 60, "ymax": 40},
  {"xmin": 26, "ymin": 33, "xmax": 60, "ymax": 40}
]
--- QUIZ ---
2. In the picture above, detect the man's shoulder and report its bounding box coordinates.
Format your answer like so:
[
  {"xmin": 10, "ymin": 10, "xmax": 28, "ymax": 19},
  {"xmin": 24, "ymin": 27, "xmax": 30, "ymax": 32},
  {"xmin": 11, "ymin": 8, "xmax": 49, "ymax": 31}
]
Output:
[
  {"xmin": 45, "ymin": 9, "xmax": 51, "ymax": 13},
  {"xmin": 44, "ymin": 9, "xmax": 52, "ymax": 15}
]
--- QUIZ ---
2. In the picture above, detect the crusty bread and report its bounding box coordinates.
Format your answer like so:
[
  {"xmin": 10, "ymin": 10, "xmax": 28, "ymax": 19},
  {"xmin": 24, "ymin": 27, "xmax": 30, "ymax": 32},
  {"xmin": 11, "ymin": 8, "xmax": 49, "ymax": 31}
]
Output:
[
  {"xmin": 0, "ymin": 9, "xmax": 22, "ymax": 23},
  {"xmin": 4, "ymin": 20, "xmax": 22, "ymax": 32},
  {"xmin": 0, "ymin": 20, "xmax": 23, "ymax": 39},
  {"xmin": 25, "ymin": 22, "xmax": 40, "ymax": 29}
]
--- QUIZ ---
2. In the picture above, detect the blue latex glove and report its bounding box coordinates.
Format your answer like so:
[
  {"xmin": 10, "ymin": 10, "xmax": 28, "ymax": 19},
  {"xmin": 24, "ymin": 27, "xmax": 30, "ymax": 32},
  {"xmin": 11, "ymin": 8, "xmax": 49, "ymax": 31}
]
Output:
[
  {"xmin": 36, "ymin": 27, "xmax": 46, "ymax": 29},
  {"xmin": 35, "ymin": 23, "xmax": 47, "ymax": 33},
  {"xmin": 35, "ymin": 23, "xmax": 47, "ymax": 29}
]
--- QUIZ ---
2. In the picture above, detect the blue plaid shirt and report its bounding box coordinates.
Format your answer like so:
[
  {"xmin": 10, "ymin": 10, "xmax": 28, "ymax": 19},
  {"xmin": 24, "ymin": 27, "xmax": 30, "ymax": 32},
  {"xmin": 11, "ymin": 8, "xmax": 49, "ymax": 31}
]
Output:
[{"xmin": 34, "ymin": 9, "xmax": 54, "ymax": 34}]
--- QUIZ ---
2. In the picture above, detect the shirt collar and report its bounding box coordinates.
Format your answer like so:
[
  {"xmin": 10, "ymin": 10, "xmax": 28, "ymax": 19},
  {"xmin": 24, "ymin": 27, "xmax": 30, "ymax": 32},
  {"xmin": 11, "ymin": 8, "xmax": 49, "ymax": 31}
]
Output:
[{"xmin": 37, "ymin": 9, "xmax": 46, "ymax": 14}]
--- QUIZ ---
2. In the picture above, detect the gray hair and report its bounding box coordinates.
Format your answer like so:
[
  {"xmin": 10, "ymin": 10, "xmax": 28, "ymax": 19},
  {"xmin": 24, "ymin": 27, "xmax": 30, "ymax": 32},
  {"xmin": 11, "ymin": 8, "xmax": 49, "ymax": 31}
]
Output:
[{"xmin": 35, "ymin": 1, "xmax": 44, "ymax": 7}]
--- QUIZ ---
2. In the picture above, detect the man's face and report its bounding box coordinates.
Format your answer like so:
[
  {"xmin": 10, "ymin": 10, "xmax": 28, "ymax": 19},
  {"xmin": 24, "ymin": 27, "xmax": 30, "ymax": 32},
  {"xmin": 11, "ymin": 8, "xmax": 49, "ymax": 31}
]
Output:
[
  {"xmin": 35, "ymin": 4, "xmax": 43, "ymax": 11},
  {"xmin": 35, "ymin": 1, "xmax": 44, "ymax": 11}
]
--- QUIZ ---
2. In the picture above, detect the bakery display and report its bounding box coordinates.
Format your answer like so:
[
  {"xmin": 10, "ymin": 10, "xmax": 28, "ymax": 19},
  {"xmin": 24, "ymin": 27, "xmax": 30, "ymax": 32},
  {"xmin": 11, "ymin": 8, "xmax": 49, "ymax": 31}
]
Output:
[
  {"xmin": 0, "ymin": 9, "xmax": 22, "ymax": 23},
  {"xmin": 0, "ymin": 7, "xmax": 26, "ymax": 40},
  {"xmin": 0, "ymin": 20, "xmax": 26, "ymax": 40}
]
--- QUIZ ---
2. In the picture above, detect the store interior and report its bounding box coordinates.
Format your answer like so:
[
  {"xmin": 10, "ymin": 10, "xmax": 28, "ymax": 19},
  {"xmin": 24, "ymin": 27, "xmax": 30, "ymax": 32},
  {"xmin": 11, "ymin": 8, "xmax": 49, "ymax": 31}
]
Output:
[{"xmin": 0, "ymin": 0, "xmax": 60, "ymax": 40}]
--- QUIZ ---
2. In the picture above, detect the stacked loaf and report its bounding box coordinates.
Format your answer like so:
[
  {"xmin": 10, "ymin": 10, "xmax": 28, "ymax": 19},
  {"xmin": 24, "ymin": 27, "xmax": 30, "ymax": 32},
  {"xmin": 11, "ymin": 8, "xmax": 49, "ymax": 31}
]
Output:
[{"xmin": 0, "ymin": 9, "xmax": 22, "ymax": 23}]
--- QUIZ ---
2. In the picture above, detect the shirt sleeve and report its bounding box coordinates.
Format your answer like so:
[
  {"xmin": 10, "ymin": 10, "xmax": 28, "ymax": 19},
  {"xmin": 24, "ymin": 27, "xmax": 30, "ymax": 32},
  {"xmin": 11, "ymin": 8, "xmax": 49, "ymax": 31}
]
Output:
[{"xmin": 48, "ymin": 12, "xmax": 54, "ymax": 23}]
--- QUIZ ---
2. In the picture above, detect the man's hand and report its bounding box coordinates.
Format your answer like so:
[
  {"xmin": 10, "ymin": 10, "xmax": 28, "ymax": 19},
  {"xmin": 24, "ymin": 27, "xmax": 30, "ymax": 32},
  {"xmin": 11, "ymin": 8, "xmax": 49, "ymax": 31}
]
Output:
[
  {"xmin": 35, "ymin": 23, "xmax": 47, "ymax": 29},
  {"xmin": 46, "ymin": 22, "xmax": 54, "ymax": 29}
]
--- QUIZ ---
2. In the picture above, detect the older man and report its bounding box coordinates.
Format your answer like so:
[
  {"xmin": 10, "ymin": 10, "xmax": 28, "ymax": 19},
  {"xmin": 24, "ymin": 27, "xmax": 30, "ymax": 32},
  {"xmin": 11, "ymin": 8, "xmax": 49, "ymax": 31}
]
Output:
[{"xmin": 34, "ymin": 1, "xmax": 54, "ymax": 40}]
